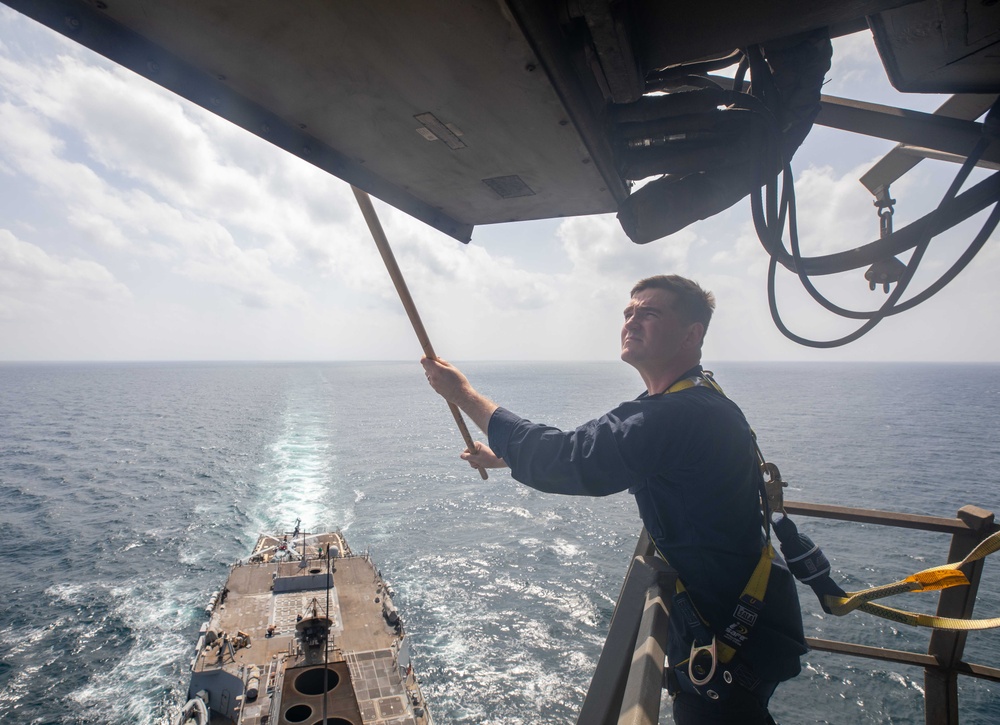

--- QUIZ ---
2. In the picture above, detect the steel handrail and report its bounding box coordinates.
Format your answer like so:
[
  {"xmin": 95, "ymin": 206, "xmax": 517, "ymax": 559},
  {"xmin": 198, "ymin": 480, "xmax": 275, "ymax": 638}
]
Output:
[{"xmin": 577, "ymin": 501, "xmax": 998, "ymax": 725}]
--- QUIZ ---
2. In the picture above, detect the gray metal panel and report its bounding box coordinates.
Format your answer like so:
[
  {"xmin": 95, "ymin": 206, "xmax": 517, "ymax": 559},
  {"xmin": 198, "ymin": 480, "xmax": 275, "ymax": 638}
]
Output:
[
  {"xmin": 5, "ymin": 0, "xmax": 622, "ymax": 240},
  {"xmin": 870, "ymin": 0, "xmax": 1000, "ymax": 93}
]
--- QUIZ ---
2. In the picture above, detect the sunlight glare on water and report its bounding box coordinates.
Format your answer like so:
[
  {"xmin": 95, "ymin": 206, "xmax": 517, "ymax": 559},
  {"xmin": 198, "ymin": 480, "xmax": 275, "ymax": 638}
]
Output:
[{"xmin": 0, "ymin": 361, "xmax": 998, "ymax": 724}]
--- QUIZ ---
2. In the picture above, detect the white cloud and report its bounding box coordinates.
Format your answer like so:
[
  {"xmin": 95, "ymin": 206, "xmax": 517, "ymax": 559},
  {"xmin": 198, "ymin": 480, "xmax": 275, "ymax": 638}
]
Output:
[
  {"xmin": 0, "ymin": 229, "xmax": 130, "ymax": 318},
  {"xmin": 0, "ymin": 45, "xmax": 326, "ymax": 312},
  {"xmin": 0, "ymin": 8, "xmax": 996, "ymax": 362},
  {"xmin": 824, "ymin": 33, "xmax": 888, "ymax": 99}
]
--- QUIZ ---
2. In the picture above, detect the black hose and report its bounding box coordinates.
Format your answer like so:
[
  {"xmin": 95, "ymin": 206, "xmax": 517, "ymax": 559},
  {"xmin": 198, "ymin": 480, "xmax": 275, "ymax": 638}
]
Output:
[
  {"xmin": 644, "ymin": 50, "xmax": 744, "ymax": 90},
  {"xmin": 763, "ymin": 144, "xmax": 998, "ymax": 346},
  {"xmin": 743, "ymin": 54, "xmax": 1000, "ymax": 346}
]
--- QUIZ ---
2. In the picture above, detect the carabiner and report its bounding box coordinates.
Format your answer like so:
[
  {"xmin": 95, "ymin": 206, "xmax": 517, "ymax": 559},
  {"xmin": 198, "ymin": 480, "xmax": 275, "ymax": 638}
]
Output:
[{"xmin": 688, "ymin": 636, "xmax": 717, "ymax": 686}]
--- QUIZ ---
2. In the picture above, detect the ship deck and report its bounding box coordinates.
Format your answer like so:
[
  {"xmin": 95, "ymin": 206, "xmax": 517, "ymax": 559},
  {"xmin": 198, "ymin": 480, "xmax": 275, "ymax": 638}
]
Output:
[{"xmin": 186, "ymin": 532, "xmax": 427, "ymax": 725}]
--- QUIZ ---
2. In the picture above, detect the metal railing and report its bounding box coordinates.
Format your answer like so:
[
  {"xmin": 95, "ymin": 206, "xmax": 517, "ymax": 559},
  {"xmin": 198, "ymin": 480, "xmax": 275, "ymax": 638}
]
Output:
[{"xmin": 577, "ymin": 502, "xmax": 1000, "ymax": 725}]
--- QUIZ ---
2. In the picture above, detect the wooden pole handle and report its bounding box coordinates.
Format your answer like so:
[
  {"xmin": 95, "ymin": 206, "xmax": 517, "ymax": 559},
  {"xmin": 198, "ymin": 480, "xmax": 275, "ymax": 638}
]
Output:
[{"xmin": 351, "ymin": 186, "xmax": 488, "ymax": 480}]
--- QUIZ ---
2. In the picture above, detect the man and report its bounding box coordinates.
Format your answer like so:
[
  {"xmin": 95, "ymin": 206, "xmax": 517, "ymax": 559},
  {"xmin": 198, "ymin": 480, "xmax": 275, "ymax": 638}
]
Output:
[{"xmin": 422, "ymin": 275, "xmax": 805, "ymax": 724}]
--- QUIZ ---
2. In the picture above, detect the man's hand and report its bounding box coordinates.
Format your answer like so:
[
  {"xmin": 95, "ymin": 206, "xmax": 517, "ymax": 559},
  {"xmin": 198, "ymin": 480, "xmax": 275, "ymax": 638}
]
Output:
[
  {"xmin": 421, "ymin": 356, "xmax": 499, "ymax": 435},
  {"xmin": 421, "ymin": 356, "xmax": 473, "ymax": 405},
  {"xmin": 462, "ymin": 441, "xmax": 508, "ymax": 470}
]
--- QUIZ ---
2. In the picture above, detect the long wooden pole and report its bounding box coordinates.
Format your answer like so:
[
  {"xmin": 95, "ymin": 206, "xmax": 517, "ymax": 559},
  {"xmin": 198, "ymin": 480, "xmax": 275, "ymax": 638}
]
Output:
[{"xmin": 351, "ymin": 186, "xmax": 488, "ymax": 480}]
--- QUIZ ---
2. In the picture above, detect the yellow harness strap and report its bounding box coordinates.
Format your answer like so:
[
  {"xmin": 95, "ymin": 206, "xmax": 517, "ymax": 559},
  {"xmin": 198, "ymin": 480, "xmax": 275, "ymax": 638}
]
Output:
[
  {"xmin": 663, "ymin": 371, "xmax": 774, "ymax": 664},
  {"xmin": 674, "ymin": 370, "xmax": 1000, "ymax": 634},
  {"xmin": 683, "ymin": 370, "xmax": 1000, "ymax": 632},
  {"xmin": 675, "ymin": 543, "xmax": 775, "ymax": 664},
  {"xmin": 664, "ymin": 374, "xmax": 725, "ymax": 396}
]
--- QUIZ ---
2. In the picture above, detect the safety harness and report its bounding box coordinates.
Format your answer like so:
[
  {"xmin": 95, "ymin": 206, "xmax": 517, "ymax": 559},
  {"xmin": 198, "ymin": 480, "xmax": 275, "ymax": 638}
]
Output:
[
  {"xmin": 661, "ymin": 372, "xmax": 776, "ymax": 701},
  {"xmin": 661, "ymin": 370, "xmax": 1000, "ymax": 703}
]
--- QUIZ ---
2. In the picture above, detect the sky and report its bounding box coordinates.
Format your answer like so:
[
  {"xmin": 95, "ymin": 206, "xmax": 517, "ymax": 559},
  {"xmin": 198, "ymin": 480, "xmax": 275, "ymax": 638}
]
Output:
[{"xmin": 0, "ymin": 8, "xmax": 998, "ymax": 363}]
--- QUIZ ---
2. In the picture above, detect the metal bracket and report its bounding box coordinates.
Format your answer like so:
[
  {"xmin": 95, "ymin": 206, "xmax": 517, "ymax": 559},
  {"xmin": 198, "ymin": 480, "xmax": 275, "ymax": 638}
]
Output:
[{"xmin": 761, "ymin": 461, "xmax": 787, "ymax": 515}]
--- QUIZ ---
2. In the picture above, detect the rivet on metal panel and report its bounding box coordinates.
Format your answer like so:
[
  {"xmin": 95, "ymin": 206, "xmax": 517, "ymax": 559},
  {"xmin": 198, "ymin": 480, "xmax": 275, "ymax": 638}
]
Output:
[
  {"xmin": 65, "ymin": 16, "xmax": 81, "ymax": 31},
  {"xmin": 146, "ymin": 60, "xmax": 160, "ymax": 74}
]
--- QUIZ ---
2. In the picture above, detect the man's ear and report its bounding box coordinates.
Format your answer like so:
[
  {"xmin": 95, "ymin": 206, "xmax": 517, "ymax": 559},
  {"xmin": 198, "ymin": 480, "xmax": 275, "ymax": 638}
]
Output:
[{"xmin": 684, "ymin": 322, "xmax": 706, "ymax": 350}]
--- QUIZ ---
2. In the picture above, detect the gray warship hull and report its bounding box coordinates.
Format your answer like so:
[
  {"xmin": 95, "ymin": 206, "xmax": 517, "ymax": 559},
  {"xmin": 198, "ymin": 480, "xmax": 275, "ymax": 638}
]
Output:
[{"xmin": 176, "ymin": 529, "xmax": 431, "ymax": 725}]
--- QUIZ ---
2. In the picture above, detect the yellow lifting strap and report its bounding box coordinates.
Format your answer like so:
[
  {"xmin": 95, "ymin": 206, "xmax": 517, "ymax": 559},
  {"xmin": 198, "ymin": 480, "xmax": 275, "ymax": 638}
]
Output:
[
  {"xmin": 857, "ymin": 602, "xmax": 1000, "ymax": 631},
  {"xmin": 823, "ymin": 528, "xmax": 1000, "ymax": 630}
]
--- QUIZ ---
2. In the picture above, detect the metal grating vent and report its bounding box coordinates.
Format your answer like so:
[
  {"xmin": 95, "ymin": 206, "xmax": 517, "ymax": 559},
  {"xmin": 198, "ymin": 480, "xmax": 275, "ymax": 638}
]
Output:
[{"xmin": 482, "ymin": 175, "xmax": 535, "ymax": 199}]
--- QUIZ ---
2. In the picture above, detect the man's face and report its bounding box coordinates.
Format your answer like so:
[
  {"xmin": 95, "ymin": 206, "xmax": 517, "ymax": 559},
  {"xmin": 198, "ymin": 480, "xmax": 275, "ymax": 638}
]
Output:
[{"xmin": 620, "ymin": 288, "xmax": 694, "ymax": 371}]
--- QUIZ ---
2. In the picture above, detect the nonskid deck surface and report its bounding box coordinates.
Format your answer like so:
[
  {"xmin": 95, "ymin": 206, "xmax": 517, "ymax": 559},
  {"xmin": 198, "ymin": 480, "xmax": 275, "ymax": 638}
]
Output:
[{"xmin": 182, "ymin": 531, "xmax": 430, "ymax": 725}]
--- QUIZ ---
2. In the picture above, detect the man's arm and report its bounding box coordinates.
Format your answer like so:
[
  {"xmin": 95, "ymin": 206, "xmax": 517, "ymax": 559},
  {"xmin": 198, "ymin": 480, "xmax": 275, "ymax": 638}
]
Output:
[
  {"xmin": 422, "ymin": 356, "xmax": 648, "ymax": 493},
  {"xmin": 421, "ymin": 357, "xmax": 508, "ymax": 469}
]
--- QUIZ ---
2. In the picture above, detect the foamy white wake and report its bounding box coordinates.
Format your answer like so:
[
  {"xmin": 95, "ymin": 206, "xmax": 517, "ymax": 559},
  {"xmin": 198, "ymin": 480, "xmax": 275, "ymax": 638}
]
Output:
[
  {"xmin": 41, "ymin": 579, "xmax": 198, "ymax": 725},
  {"xmin": 250, "ymin": 407, "xmax": 351, "ymax": 534}
]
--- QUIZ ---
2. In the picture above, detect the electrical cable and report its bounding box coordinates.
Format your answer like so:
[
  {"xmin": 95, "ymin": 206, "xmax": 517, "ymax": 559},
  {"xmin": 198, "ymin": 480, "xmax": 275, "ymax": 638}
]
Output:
[
  {"xmin": 763, "ymin": 143, "xmax": 999, "ymax": 346},
  {"xmin": 645, "ymin": 50, "xmax": 744, "ymax": 90},
  {"xmin": 788, "ymin": 136, "xmax": 988, "ymax": 313},
  {"xmin": 742, "ymin": 55, "xmax": 1000, "ymax": 347}
]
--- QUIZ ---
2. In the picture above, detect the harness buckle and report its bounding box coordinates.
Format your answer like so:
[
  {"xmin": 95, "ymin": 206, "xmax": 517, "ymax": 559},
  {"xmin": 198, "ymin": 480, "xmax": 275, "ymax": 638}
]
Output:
[{"xmin": 688, "ymin": 635, "xmax": 717, "ymax": 687}]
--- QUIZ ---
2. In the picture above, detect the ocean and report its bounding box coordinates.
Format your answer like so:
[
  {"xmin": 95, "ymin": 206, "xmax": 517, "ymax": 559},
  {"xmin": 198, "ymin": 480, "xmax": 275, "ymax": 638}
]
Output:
[{"xmin": 0, "ymin": 361, "xmax": 997, "ymax": 724}]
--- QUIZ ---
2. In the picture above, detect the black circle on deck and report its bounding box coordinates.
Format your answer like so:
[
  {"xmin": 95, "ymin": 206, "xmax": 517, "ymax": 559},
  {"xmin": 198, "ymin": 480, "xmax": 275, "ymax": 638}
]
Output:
[
  {"xmin": 294, "ymin": 667, "xmax": 340, "ymax": 695},
  {"xmin": 284, "ymin": 704, "xmax": 312, "ymax": 722}
]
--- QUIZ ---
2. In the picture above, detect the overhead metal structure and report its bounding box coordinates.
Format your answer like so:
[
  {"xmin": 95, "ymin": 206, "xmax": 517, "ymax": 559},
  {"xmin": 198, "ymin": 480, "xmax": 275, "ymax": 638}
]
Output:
[
  {"xmin": 4, "ymin": 0, "xmax": 998, "ymax": 243},
  {"xmin": 3, "ymin": 0, "xmax": 999, "ymax": 346}
]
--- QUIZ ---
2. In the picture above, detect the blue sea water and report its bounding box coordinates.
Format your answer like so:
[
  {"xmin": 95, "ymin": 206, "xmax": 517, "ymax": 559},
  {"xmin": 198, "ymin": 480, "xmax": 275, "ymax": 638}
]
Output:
[{"xmin": 0, "ymin": 361, "xmax": 998, "ymax": 724}]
